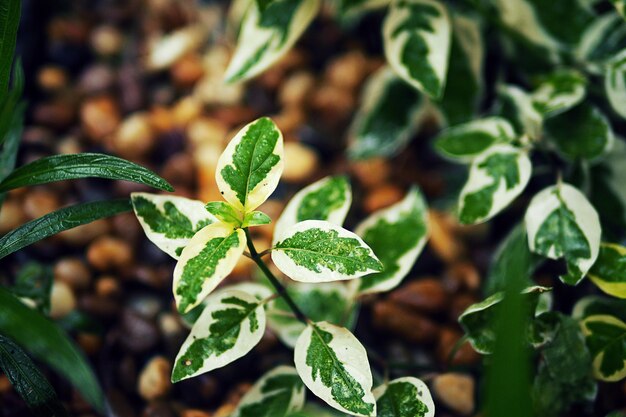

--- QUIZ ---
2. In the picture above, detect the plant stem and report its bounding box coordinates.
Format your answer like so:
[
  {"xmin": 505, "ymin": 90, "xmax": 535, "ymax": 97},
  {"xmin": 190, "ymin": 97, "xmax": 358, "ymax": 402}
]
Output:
[{"xmin": 244, "ymin": 228, "xmax": 308, "ymax": 325}]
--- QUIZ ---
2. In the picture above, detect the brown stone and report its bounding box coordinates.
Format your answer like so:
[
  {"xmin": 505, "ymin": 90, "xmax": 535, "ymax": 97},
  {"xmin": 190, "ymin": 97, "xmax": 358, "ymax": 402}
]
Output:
[
  {"xmin": 37, "ymin": 66, "xmax": 68, "ymax": 91},
  {"xmin": 138, "ymin": 356, "xmax": 172, "ymax": 401},
  {"xmin": 111, "ymin": 112, "xmax": 154, "ymax": 159},
  {"xmin": 351, "ymin": 158, "xmax": 391, "ymax": 189},
  {"xmin": 278, "ymin": 71, "xmax": 316, "ymax": 107},
  {"xmin": 81, "ymin": 96, "xmax": 121, "ymax": 142},
  {"xmin": 87, "ymin": 236, "xmax": 133, "ymax": 271},
  {"xmin": 171, "ymin": 53, "xmax": 205, "ymax": 87},
  {"xmin": 388, "ymin": 278, "xmax": 448, "ymax": 314},
  {"xmin": 50, "ymin": 281, "xmax": 76, "ymax": 319},
  {"xmin": 432, "ymin": 373, "xmax": 475, "ymax": 415},
  {"xmin": 282, "ymin": 142, "xmax": 319, "ymax": 183},
  {"xmin": 54, "ymin": 257, "xmax": 92, "ymax": 290},
  {"xmin": 23, "ymin": 189, "xmax": 59, "ymax": 220},
  {"xmin": 373, "ymin": 300, "xmax": 439, "ymax": 344},
  {"xmin": 428, "ymin": 210, "xmax": 465, "ymax": 262},
  {"xmin": 436, "ymin": 327, "xmax": 480, "ymax": 366},
  {"xmin": 363, "ymin": 184, "xmax": 404, "ymax": 213}
]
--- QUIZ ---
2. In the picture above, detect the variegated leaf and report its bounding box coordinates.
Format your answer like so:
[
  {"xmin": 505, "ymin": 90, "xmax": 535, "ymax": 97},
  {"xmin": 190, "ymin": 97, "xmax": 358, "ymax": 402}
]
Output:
[
  {"xmin": 545, "ymin": 103, "xmax": 614, "ymax": 160},
  {"xmin": 588, "ymin": 243, "xmax": 626, "ymax": 299},
  {"xmin": 612, "ymin": 0, "xmax": 626, "ymax": 18},
  {"xmin": 272, "ymin": 220, "xmax": 383, "ymax": 283},
  {"xmin": 458, "ymin": 144, "xmax": 532, "ymax": 225},
  {"xmin": 232, "ymin": 366, "xmax": 306, "ymax": 417},
  {"xmin": 438, "ymin": 14, "xmax": 484, "ymax": 125},
  {"xmin": 525, "ymin": 183, "xmax": 601, "ymax": 285},
  {"xmin": 458, "ymin": 286, "xmax": 551, "ymax": 354},
  {"xmin": 573, "ymin": 295, "xmax": 626, "ymax": 322},
  {"xmin": 434, "ymin": 117, "xmax": 516, "ymax": 161},
  {"xmin": 216, "ymin": 117, "xmax": 284, "ymax": 213},
  {"xmin": 581, "ymin": 315, "xmax": 626, "ymax": 382},
  {"xmin": 273, "ymin": 176, "xmax": 352, "ymax": 245},
  {"xmin": 577, "ymin": 14, "xmax": 626, "ymax": 73},
  {"xmin": 347, "ymin": 67, "xmax": 425, "ymax": 160},
  {"xmin": 225, "ymin": 0, "xmax": 320, "ymax": 82},
  {"xmin": 383, "ymin": 0, "xmax": 451, "ymax": 99},
  {"xmin": 131, "ymin": 192, "xmax": 215, "ymax": 259},
  {"xmin": 173, "ymin": 223, "xmax": 247, "ymax": 313},
  {"xmin": 337, "ymin": 0, "xmax": 391, "ymax": 15},
  {"xmin": 497, "ymin": 85, "xmax": 543, "ymax": 140},
  {"xmin": 205, "ymin": 201, "xmax": 242, "ymax": 226},
  {"xmin": 606, "ymin": 49, "xmax": 626, "ymax": 119},
  {"xmin": 355, "ymin": 187, "xmax": 428, "ymax": 295},
  {"xmin": 242, "ymin": 211, "xmax": 272, "ymax": 228},
  {"xmin": 267, "ymin": 282, "xmax": 355, "ymax": 348},
  {"xmin": 294, "ymin": 321, "xmax": 376, "ymax": 416},
  {"xmin": 532, "ymin": 69, "xmax": 587, "ymax": 117},
  {"xmin": 373, "ymin": 377, "xmax": 435, "ymax": 417},
  {"xmin": 172, "ymin": 289, "xmax": 266, "ymax": 382}
]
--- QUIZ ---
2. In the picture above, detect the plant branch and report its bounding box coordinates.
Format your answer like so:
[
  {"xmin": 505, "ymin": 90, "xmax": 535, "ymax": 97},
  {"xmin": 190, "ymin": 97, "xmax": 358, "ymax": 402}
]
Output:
[{"xmin": 244, "ymin": 228, "xmax": 308, "ymax": 325}]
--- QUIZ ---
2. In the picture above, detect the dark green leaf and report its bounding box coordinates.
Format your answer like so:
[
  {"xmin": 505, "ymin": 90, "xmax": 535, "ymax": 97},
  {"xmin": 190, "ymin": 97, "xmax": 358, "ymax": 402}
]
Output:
[
  {"xmin": 0, "ymin": 334, "xmax": 67, "ymax": 417},
  {"xmin": 0, "ymin": 199, "xmax": 132, "ymax": 260},
  {"xmin": 0, "ymin": 287, "xmax": 105, "ymax": 412},
  {"xmin": 10, "ymin": 262, "xmax": 53, "ymax": 315},
  {"xmin": 0, "ymin": 153, "xmax": 173, "ymax": 193},
  {"xmin": 0, "ymin": 0, "xmax": 20, "ymax": 93}
]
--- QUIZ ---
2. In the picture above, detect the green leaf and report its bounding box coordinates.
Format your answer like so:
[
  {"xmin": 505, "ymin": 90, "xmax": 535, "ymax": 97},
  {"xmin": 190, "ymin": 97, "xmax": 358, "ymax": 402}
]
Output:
[
  {"xmin": 225, "ymin": 0, "xmax": 320, "ymax": 82},
  {"xmin": 11, "ymin": 262, "xmax": 53, "ymax": 315},
  {"xmin": 606, "ymin": 49, "xmax": 626, "ymax": 120},
  {"xmin": 383, "ymin": 0, "xmax": 451, "ymax": 99},
  {"xmin": 545, "ymin": 104, "xmax": 613, "ymax": 160},
  {"xmin": 581, "ymin": 314, "xmax": 626, "ymax": 381},
  {"xmin": 205, "ymin": 201, "xmax": 243, "ymax": 226},
  {"xmin": 273, "ymin": 176, "xmax": 352, "ymax": 244},
  {"xmin": 0, "ymin": 335, "xmax": 67, "ymax": 417},
  {"xmin": 338, "ymin": 0, "xmax": 391, "ymax": 15},
  {"xmin": 458, "ymin": 286, "xmax": 551, "ymax": 354},
  {"xmin": 577, "ymin": 14, "xmax": 626, "ymax": 72},
  {"xmin": 355, "ymin": 187, "xmax": 428, "ymax": 294},
  {"xmin": 497, "ymin": 84, "xmax": 543, "ymax": 140},
  {"xmin": 612, "ymin": 0, "xmax": 626, "ymax": 18},
  {"xmin": 438, "ymin": 14, "xmax": 484, "ymax": 125},
  {"xmin": 216, "ymin": 117, "xmax": 284, "ymax": 213},
  {"xmin": 132, "ymin": 193, "xmax": 215, "ymax": 259},
  {"xmin": 458, "ymin": 144, "xmax": 532, "ymax": 225},
  {"xmin": 525, "ymin": 183, "xmax": 602, "ymax": 285},
  {"xmin": 0, "ymin": 0, "xmax": 20, "ymax": 94},
  {"xmin": 434, "ymin": 117, "xmax": 516, "ymax": 161},
  {"xmin": 0, "ymin": 287, "xmax": 104, "ymax": 412},
  {"xmin": 172, "ymin": 289, "xmax": 266, "ymax": 382},
  {"xmin": 294, "ymin": 321, "xmax": 376, "ymax": 416},
  {"xmin": 0, "ymin": 153, "xmax": 173, "ymax": 193},
  {"xmin": 287, "ymin": 403, "xmax": 347, "ymax": 417},
  {"xmin": 256, "ymin": 0, "xmax": 276, "ymax": 12},
  {"xmin": 267, "ymin": 282, "xmax": 356, "ymax": 348},
  {"xmin": 531, "ymin": 69, "xmax": 586, "ymax": 117},
  {"xmin": 173, "ymin": 223, "xmax": 246, "ymax": 313},
  {"xmin": 588, "ymin": 243, "xmax": 626, "ymax": 298},
  {"xmin": 0, "ymin": 97, "xmax": 24, "ymax": 208},
  {"xmin": 232, "ymin": 366, "xmax": 305, "ymax": 417},
  {"xmin": 272, "ymin": 220, "xmax": 383, "ymax": 283},
  {"xmin": 347, "ymin": 67, "xmax": 425, "ymax": 160},
  {"xmin": 0, "ymin": 199, "xmax": 132, "ymax": 260},
  {"xmin": 573, "ymin": 295, "xmax": 626, "ymax": 323},
  {"xmin": 242, "ymin": 210, "xmax": 272, "ymax": 228},
  {"xmin": 373, "ymin": 377, "xmax": 434, "ymax": 417}
]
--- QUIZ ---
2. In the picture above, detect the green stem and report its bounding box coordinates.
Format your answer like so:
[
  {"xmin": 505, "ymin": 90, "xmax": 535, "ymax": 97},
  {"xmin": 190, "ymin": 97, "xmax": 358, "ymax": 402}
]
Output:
[{"xmin": 244, "ymin": 228, "xmax": 308, "ymax": 325}]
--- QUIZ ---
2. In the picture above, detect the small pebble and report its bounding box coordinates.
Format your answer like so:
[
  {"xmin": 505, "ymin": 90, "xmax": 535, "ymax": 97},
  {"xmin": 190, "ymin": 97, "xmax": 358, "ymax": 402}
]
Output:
[
  {"xmin": 282, "ymin": 142, "xmax": 319, "ymax": 183},
  {"xmin": 372, "ymin": 300, "xmax": 439, "ymax": 344},
  {"xmin": 87, "ymin": 236, "xmax": 133, "ymax": 271},
  {"xmin": 37, "ymin": 66, "xmax": 68, "ymax": 91},
  {"xmin": 0, "ymin": 198, "xmax": 26, "ymax": 233},
  {"xmin": 111, "ymin": 112, "xmax": 155, "ymax": 159},
  {"xmin": 363, "ymin": 184, "xmax": 404, "ymax": 213},
  {"xmin": 90, "ymin": 25, "xmax": 123, "ymax": 56},
  {"xmin": 180, "ymin": 410, "xmax": 211, "ymax": 417},
  {"xmin": 54, "ymin": 257, "xmax": 92, "ymax": 290},
  {"xmin": 77, "ymin": 333, "xmax": 102, "ymax": 356},
  {"xmin": 172, "ymin": 96, "xmax": 202, "ymax": 127},
  {"xmin": 388, "ymin": 278, "xmax": 448, "ymax": 314},
  {"xmin": 50, "ymin": 281, "xmax": 76, "ymax": 319},
  {"xmin": 445, "ymin": 262, "xmax": 481, "ymax": 292},
  {"xmin": 146, "ymin": 26, "xmax": 205, "ymax": 71},
  {"xmin": 171, "ymin": 53, "xmax": 205, "ymax": 87},
  {"xmin": 95, "ymin": 276, "xmax": 120, "ymax": 297},
  {"xmin": 120, "ymin": 310, "xmax": 159, "ymax": 353},
  {"xmin": 138, "ymin": 356, "xmax": 172, "ymax": 401},
  {"xmin": 186, "ymin": 117, "xmax": 228, "ymax": 147},
  {"xmin": 428, "ymin": 210, "xmax": 465, "ymax": 262},
  {"xmin": 81, "ymin": 96, "xmax": 121, "ymax": 142},
  {"xmin": 59, "ymin": 219, "xmax": 110, "ymax": 246},
  {"xmin": 278, "ymin": 71, "xmax": 315, "ymax": 107},
  {"xmin": 351, "ymin": 158, "xmax": 391, "ymax": 189},
  {"xmin": 432, "ymin": 373, "xmax": 475, "ymax": 415},
  {"xmin": 78, "ymin": 64, "xmax": 116, "ymax": 94},
  {"xmin": 436, "ymin": 327, "xmax": 480, "ymax": 366},
  {"xmin": 23, "ymin": 189, "xmax": 60, "ymax": 220},
  {"xmin": 325, "ymin": 50, "xmax": 369, "ymax": 90},
  {"xmin": 161, "ymin": 152, "xmax": 195, "ymax": 186}
]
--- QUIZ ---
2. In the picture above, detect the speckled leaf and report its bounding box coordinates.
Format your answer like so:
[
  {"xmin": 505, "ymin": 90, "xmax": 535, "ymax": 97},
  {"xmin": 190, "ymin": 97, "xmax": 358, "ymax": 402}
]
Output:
[
  {"xmin": 348, "ymin": 67, "xmax": 425, "ymax": 160},
  {"xmin": 216, "ymin": 117, "xmax": 284, "ymax": 213},
  {"xmin": 545, "ymin": 104, "xmax": 614, "ymax": 160},
  {"xmin": 577, "ymin": 14, "xmax": 626, "ymax": 72},
  {"xmin": 225, "ymin": 0, "xmax": 320, "ymax": 82},
  {"xmin": 272, "ymin": 220, "xmax": 383, "ymax": 283},
  {"xmin": 242, "ymin": 211, "xmax": 272, "ymax": 228},
  {"xmin": 373, "ymin": 377, "xmax": 434, "ymax": 417},
  {"xmin": 383, "ymin": 0, "xmax": 451, "ymax": 99},
  {"xmin": 532, "ymin": 69, "xmax": 586, "ymax": 117},
  {"xmin": 172, "ymin": 289, "xmax": 266, "ymax": 382},
  {"xmin": 458, "ymin": 144, "xmax": 531, "ymax": 225},
  {"xmin": 438, "ymin": 14, "xmax": 483, "ymax": 125},
  {"xmin": 497, "ymin": 85, "xmax": 543, "ymax": 140},
  {"xmin": 273, "ymin": 176, "xmax": 352, "ymax": 245},
  {"xmin": 581, "ymin": 315, "xmax": 626, "ymax": 381},
  {"xmin": 294, "ymin": 321, "xmax": 376, "ymax": 416},
  {"xmin": 589, "ymin": 138, "xmax": 626, "ymax": 235},
  {"xmin": 267, "ymin": 282, "xmax": 355, "ymax": 348},
  {"xmin": 131, "ymin": 193, "xmax": 215, "ymax": 259},
  {"xmin": 459, "ymin": 286, "xmax": 551, "ymax": 354},
  {"xmin": 205, "ymin": 201, "xmax": 242, "ymax": 226},
  {"xmin": 434, "ymin": 117, "xmax": 516, "ymax": 161},
  {"xmin": 233, "ymin": 366, "xmax": 305, "ymax": 417},
  {"xmin": 337, "ymin": 0, "xmax": 390, "ymax": 15},
  {"xmin": 589, "ymin": 243, "xmax": 626, "ymax": 299},
  {"xmin": 525, "ymin": 183, "xmax": 601, "ymax": 285},
  {"xmin": 606, "ymin": 50, "xmax": 626, "ymax": 119},
  {"xmin": 355, "ymin": 187, "xmax": 428, "ymax": 295},
  {"xmin": 173, "ymin": 223, "xmax": 246, "ymax": 313},
  {"xmin": 492, "ymin": 0, "xmax": 593, "ymax": 51}
]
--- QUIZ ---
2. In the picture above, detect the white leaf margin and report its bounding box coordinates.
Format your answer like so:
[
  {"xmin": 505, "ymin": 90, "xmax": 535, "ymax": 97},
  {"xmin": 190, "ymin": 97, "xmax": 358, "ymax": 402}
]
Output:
[{"xmin": 606, "ymin": 49, "xmax": 626, "ymax": 119}]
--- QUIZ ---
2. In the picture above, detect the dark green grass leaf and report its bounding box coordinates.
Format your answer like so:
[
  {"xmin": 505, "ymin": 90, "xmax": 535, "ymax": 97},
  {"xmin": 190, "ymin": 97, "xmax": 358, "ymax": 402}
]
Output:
[
  {"xmin": 0, "ymin": 153, "xmax": 173, "ymax": 192},
  {"xmin": 0, "ymin": 199, "xmax": 132, "ymax": 260},
  {"xmin": 0, "ymin": 287, "xmax": 104, "ymax": 412},
  {"xmin": 0, "ymin": 0, "xmax": 20, "ymax": 94}
]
